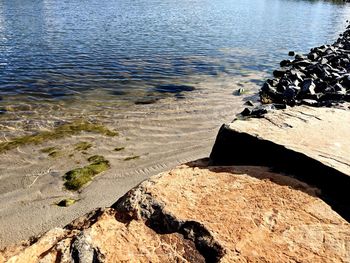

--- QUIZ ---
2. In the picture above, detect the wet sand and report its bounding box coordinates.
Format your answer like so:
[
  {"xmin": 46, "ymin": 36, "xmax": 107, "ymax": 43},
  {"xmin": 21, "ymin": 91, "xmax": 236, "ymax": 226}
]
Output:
[{"xmin": 0, "ymin": 72, "xmax": 264, "ymax": 248}]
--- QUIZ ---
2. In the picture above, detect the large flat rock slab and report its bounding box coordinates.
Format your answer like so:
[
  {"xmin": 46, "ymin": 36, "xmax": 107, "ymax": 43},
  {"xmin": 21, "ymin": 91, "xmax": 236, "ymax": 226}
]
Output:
[
  {"xmin": 2, "ymin": 164, "xmax": 350, "ymax": 262},
  {"xmin": 210, "ymin": 105, "xmax": 350, "ymax": 220}
]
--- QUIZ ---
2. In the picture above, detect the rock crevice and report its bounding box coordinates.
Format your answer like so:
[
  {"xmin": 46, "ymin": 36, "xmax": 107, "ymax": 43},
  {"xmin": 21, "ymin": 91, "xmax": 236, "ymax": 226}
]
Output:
[{"xmin": 112, "ymin": 182, "xmax": 225, "ymax": 262}]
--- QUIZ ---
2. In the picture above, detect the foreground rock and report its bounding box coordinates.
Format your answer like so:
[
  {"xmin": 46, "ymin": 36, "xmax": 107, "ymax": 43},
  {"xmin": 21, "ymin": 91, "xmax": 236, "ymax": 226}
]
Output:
[
  {"xmin": 1, "ymin": 161, "xmax": 350, "ymax": 262},
  {"xmin": 211, "ymin": 105, "xmax": 350, "ymax": 221}
]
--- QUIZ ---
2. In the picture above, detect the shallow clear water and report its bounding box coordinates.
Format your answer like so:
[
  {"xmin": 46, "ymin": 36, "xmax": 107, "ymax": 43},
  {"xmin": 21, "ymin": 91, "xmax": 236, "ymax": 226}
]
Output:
[{"xmin": 0, "ymin": 0, "xmax": 349, "ymax": 103}]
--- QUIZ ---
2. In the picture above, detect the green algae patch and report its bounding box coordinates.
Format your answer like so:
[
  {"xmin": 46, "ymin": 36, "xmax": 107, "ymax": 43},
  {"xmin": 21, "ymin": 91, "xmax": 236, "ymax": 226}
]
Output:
[
  {"xmin": 74, "ymin": 142, "xmax": 92, "ymax": 151},
  {"xmin": 87, "ymin": 155, "xmax": 106, "ymax": 163},
  {"xmin": 40, "ymin": 146, "xmax": 61, "ymax": 158},
  {"xmin": 124, "ymin": 155, "xmax": 140, "ymax": 161},
  {"xmin": 114, "ymin": 147, "xmax": 125, "ymax": 152},
  {"xmin": 48, "ymin": 151, "xmax": 61, "ymax": 158},
  {"xmin": 63, "ymin": 155, "xmax": 110, "ymax": 191},
  {"xmin": 40, "ymin": 147, "xmax": 57, "ymax": 153},
  {"xmin": 56, "ymin": 198, "xmax": 77, "ymax": 207},
  {"xmin": 0, "ymin": 121, "xmax": 118, "ymax": 154}
]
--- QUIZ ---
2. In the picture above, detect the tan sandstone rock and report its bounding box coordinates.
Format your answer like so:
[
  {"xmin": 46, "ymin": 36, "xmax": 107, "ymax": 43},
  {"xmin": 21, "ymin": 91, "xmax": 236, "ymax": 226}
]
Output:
[
  {"xmin": 2, "ymin": 162, "xmax": 349, "ymax": 262},
  {"xmin": 210, "ymin": 105, "xmax": 350, "ymax": 221}
]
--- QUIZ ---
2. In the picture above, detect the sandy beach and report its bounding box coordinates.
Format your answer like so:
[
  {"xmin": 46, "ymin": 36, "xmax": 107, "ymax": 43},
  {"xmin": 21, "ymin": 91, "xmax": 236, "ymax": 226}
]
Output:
[{"xmin": 0, "ymin": 72, "xmax": 264, "ymax": 248}]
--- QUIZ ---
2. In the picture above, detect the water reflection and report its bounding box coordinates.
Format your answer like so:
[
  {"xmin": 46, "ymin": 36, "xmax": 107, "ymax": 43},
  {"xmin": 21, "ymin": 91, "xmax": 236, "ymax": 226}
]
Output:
[{"xmin": 0, "ymin": 0, "xmax": 348, "ymax": 103}]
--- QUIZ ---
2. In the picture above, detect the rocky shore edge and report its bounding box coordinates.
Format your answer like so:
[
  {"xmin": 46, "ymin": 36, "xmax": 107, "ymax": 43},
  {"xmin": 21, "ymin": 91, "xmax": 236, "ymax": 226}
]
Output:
[
  {"xmin": 242, "ymin": 21, "xmax": 350, "ymax": 117},
  {"xmin": 1, "ymin": 24, "xmax": 350, "ymax": 263}
]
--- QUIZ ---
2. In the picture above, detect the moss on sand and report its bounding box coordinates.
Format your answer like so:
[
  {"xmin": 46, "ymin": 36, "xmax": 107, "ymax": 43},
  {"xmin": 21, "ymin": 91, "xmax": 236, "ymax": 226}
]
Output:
[
  {"xmin": 48, "ymin": 151, "xmax": 60, "ymax": 158},
  {"xmin": 40, "ymin": 146, "xmax": 61, "ymax": 158},
  {"xmin": 114, "ymin": 147, "xmax": 125, "ymax": 152},
  {"xmin": 40, "ymin": 147, "xmax": 57, "ymax": 153},
  {"xmin": 87, "ymin": 155, "xmax": 106, "ymax": 163},
  {"xmin": 0, "ymin": 121, "xmax": 118, "ymax": 154},
  {"xmin": 74, "ymin": 142, "xmax": 93, "ymax": 151},
  {"xmin": 63, "ymin": 155, "xmax": 110, "ymax": 191},
  {"xmin": 124, "ymin": 155, "xmax": 140, "ymax": 161}
]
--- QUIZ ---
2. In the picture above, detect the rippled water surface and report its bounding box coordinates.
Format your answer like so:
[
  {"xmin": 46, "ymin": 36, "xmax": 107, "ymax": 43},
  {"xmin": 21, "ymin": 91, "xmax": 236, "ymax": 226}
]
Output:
[{"xmin": 0, "ymin": 0, "xmax": 349, "ymax": 103}]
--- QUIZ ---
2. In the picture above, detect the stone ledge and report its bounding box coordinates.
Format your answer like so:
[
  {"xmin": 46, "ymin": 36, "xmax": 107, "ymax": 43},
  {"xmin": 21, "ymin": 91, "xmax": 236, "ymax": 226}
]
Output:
[
  {"xmin": 1, "ymin": 162, "xmax": 350, "ymax": 262},
  {"xmin": 210, "ymin": 105, "xmax": 350, "ymax": 221}
]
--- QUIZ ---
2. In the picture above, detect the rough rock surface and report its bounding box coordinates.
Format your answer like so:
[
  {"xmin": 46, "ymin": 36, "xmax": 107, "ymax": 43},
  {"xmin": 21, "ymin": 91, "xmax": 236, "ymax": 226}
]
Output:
[
  {"xmin": 1, "ymin": 161, "xmax": 350, "ymax": 262},
  {"xmin": 211, "ymin": 105, "xmax": 350, "ymax": 221}
]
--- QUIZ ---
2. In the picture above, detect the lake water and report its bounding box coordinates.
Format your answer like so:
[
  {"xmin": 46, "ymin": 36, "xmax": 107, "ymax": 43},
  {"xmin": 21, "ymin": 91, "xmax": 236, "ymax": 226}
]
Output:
[
  {"xmin": 0, "ymin": 0, "xmax": 349, "ymax": 139},
  {"xmin": 0, "ymin": 0, "xmax": 349, "ymax": 103}
]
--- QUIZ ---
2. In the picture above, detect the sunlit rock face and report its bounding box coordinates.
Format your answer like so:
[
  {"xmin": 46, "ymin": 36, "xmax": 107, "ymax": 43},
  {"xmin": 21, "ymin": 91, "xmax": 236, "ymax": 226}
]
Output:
[
  {"xmin": 1, "ymin": 161, "xmax": 349, "ymax": 262},
  {"xmin": 210, "ymin": 105, "xmax": 350, "ymax": 221}
]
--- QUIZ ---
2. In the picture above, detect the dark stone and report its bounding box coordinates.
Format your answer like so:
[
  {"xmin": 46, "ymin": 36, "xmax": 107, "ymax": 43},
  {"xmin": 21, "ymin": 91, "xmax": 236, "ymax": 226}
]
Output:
[
  {"xmin": 243, "ymin": 100, "xmax": 254, "ymax": 106},
  {"xmin": 290, "ymin": 69, "xmax": 305, "ymax": 82},
  {"xmin": 261, "ymin": 82, "xmax": 276, "ymax": 94},
  {"xmin": 259, "ymin": 24, "xmax": 350, "ymax": 108},
  {"xmin": 344, "ymin": 94, "xmax": 350, "ymax": 102},
  {"xmin": 266, "ymin": 79, "xmax": 279, "ymax": 87},
  {"xmin": 310, "ymin": 65, "xmax": 326, "ymax": 79},
  {"xmin": 277, "ymin": 78, "xmax": 292, "ymax": 92},
  {"xmin": 341, "ymin": 75, "xmax": 350, "ymax": 89},
  {"xmin": 295, "ymin": 54, "xmax": 306, "ymax": 60},
  {"xmin": 276, "ymin": 84, "xmax": 286, "ymax": 93},
  {"xmin": 280, "ymin": 60, "xmax": 291, "ymax": 67},
  {"xmin": 308, "ymin": 53, "xmax": 318, "ymax": 60},
  {"xmin": 283, "ymin": 87, "xmax": 296, "ymax": 101},
  {"xmin": 273, "ymin": 69, "xmax": 287, "ymax": 78},
  {"xmin": 250, "ymin": 105, "xmax": 273, "ymax": 117},
  {"xmin": 240, "ymin": 108, "xmax": 252, "ymax": 116},
  {"xmin": 340, "ymin": 58, "xmax": 349, "ymax": 68},
  {"xmin": 273, "ymin": 103, "xmax": 287, "ymax": 109},
  {"xmin": 333, "ymin": 83, "xmax": 346, "ymax": 94},
  {"xmin": 241, "ymin": 105, "xmax": 276, "ymax": 118},
  {"xmin": 301, "ymin": 93, "xmax": 322, "ymax": 101},
  {"xmin": 314, "ymin": 80, "xmax": 327, "ymax": 93},
  {"xmin": 301, "ymin": 79, "xmax": 316, "ymax": 95},
  {"xmin": 293, "ymin": 60, "xmax": 313, "ymax": 68},
  {"xmin": 320, "ymin": 93, "xmax": 345, "ymax": 101},
  {"xmin": 324, "ymin": 86, "xmax": 335, "ymax": 93}
]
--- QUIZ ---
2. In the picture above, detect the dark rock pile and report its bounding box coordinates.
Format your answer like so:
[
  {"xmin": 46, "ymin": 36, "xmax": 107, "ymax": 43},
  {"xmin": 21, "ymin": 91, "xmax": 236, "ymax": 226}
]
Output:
[{"xmin": 259, "ymin": 23, "xmax": 350, "ymax": 109}]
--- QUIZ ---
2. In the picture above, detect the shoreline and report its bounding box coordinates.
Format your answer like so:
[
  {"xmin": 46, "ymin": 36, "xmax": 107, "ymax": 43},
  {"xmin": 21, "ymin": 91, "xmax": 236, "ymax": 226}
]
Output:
[{"xmin": 0, "ymin": 73, "xmax": 263, "ymax": 249}]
